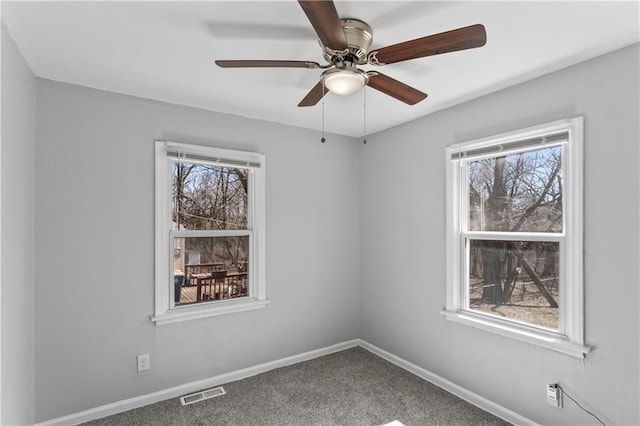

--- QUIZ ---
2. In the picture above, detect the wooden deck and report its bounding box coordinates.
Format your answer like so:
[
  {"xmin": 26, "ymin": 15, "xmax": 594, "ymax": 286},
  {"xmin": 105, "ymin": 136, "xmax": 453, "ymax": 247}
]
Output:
[
  {"xmin": 175, "ymin": 274, "xmax": 248, "ymax": 306},
  {"xmin": 176, "ymin": 285, "xmax": 199, "ymax": 304}
]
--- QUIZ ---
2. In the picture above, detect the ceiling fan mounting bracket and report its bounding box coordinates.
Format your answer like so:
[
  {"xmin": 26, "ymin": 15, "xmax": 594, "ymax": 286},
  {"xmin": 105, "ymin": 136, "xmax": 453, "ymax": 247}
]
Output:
[
  {"xmin": 322, "ymin": 18, "xmax": 372, "ymax": 65},
  {"xmin": 367, "ymin": 51, "xmax": 385, "ymax": 66},
  {"xmin": 321, "ymin": 45, "xmax": 350, "ymax": 61}
]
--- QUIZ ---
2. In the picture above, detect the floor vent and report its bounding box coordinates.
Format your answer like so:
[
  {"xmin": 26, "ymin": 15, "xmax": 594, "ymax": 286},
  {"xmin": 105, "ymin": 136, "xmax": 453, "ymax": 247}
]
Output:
[{"xmin": 180, "ymin": 386, "xmax": 226, "ymax": 406}]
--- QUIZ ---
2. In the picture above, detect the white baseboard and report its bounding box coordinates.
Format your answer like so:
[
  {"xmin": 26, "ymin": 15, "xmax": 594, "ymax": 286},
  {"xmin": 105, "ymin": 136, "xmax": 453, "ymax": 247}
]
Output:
[
  {"xmin": 357, "ymin": 339, "xmax": 538, "ymax": 426},
  {"xmin": 37, "ymin": 338, "xmax": 535, "ymax": 426},
  {"xmin": 36, "ymin": 339, "xmax": 360, "ymax": 425}
]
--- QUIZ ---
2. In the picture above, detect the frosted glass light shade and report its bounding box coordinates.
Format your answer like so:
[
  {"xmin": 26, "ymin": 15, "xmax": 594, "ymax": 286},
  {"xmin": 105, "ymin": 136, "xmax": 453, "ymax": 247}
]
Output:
[{"xmin": 322, "ymin": 69, "xmax": 368, "ymax": 96}]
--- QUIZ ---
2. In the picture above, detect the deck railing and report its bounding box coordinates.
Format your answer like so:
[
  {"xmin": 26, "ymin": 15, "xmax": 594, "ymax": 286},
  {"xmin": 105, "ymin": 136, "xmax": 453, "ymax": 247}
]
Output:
[
  {"xmin": 184, "ymin": 263, "xmax": 226, "ymax": 285},
  {"xmin": 177, "ymin": 263, "xmax": 248, "ymax": 304}
]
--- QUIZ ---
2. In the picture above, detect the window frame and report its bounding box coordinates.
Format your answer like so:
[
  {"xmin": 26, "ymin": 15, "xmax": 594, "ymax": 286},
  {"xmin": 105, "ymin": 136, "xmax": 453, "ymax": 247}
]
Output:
[
  {"xmin": 444, "ymin": 117, "xmax": 590, "ymax": 357},
  {"xmin": 151, "ymin": 141, "xmax": 268, "ymax": 326}
]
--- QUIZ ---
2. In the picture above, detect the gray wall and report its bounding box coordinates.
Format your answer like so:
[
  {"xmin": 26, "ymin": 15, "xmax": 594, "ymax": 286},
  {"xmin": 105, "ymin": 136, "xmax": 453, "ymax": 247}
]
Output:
[
  {"xmin": 34, "ymin": 81, "xmax": 360, "ymax": 421},
  {"xmin": 1, "ymin": 23, "xmax": 36, "ymax": 425},
  {"xmin": 359, "ymin": 43, "xmax": 639, "ymax": 425}
]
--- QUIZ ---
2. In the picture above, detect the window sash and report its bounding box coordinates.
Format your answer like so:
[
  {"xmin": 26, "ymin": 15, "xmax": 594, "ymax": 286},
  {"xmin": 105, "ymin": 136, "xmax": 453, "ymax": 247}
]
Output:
[
  {"xmin": 170, "ymin": 159, "xmax": 253, "ymax": 232},
  {"xmin": 460, "ymin": 143, "xmax": 566, "ymax": 235},
  {"xmin": 459, "ymin": 236, "xmax": 565, "ymax": 335},
  {"xmin": 169, "ymin": 234, "xmax": 252, "ymax": 309}
]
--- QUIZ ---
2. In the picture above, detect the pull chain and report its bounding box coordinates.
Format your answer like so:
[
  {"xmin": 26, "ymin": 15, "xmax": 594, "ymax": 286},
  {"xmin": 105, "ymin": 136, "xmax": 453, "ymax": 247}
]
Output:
[
  {"xmin": 321, "ymin": 83, "xmax": 326, "ymax": 143},
  {"xmin": 362, "ymin": 86, "xmax": 367, "ymax": 144}
]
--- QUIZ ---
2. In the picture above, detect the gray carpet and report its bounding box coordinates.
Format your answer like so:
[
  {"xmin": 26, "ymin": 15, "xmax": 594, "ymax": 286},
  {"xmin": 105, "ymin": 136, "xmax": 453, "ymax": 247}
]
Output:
[{"xmin": 83, "ymin": 347, "xmax": 511, "ymax": 425}]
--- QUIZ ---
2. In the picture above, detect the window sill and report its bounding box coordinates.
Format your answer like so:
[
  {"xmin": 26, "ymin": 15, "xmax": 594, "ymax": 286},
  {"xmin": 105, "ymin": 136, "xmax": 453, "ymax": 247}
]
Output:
[
  {"xmin": 151, "ymin": 298, "xmax": 269, "ymax": 326},
  {"xmin": 442, "ymin": 310, "xmax": 591, "ymax": 358}
]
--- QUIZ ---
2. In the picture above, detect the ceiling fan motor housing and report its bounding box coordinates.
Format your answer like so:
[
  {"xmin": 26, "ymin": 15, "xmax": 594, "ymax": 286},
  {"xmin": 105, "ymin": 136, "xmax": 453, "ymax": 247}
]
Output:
[{"xmin": 322, "ymin": 19, "xmax": 372, "ymax": 65}]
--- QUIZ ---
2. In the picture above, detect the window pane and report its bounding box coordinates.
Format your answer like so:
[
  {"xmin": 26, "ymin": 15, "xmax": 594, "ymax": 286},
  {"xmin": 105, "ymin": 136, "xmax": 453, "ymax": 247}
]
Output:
[
  {"xmin": 467, "ymin": 239, "xmax": 559, "ymax": 331},
  {"xmin": 468, "ymin": 146, "xmax": 562, "ymax": 232},
  {"xmin": 173, "ymin": 235, "xmax": 249, "ymax": 306},
  {"xmin": 172, "ymin": 161, "xmax": 248, "ymax": 231}
]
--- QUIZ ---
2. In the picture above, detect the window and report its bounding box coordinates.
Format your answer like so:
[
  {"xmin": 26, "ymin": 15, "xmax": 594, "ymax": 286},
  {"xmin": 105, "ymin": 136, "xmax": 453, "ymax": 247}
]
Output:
[
  {"xmin": 152, "ymin": 141, "xmax": 267, "ymax": 325},
  {"xmin": 444, "ymin": 118, "xmax": 589, "ymax": 357}
]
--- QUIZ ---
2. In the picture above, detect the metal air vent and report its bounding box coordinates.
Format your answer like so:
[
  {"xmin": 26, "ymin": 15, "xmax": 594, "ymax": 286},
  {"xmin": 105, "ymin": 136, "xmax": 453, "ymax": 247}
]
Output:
[{"xmin": 179, "ymin": 386, "xmax": 226, "ymax": 406}]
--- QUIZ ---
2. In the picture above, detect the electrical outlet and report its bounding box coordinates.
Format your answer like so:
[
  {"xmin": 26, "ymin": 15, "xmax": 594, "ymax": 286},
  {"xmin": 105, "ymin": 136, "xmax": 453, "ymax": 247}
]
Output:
[
  {"xmin": 546, "ymin": 383, "xmax": 562, "ymax": 408},
  {"xmin": 137, "ymin": 354, "xmax": 150, "ymax": 372}
]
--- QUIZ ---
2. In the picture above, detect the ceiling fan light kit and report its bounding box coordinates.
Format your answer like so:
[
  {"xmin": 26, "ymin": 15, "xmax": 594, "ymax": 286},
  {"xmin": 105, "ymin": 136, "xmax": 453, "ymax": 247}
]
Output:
[
  {"xmin": 321, "ymin": 66, "xmax": 369, "ymax": 96},
  {"xmin": 215, "ymin": 0, "xmax": 486, "ymax": 107}
]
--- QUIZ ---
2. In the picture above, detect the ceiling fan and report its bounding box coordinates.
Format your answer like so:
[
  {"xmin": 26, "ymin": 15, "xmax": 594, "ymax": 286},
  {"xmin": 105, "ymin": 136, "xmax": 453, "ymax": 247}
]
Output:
[{"xmin": 215, "ymin": 1, "xmax": 486, "ymax": 107}]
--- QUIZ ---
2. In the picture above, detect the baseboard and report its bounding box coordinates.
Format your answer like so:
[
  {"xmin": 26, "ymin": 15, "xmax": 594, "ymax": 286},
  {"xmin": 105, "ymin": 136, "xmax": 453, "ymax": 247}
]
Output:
[
  {"xmin": 37, "ymin": 338, "xmax": 535, "ymax": 426},
  {"xmin": 357, "ymin": 339, "xmax": 538, "ymax": 426},
  {"xmin": 36, "ymin": 339, "xmax": 360, "ymax": 425}
]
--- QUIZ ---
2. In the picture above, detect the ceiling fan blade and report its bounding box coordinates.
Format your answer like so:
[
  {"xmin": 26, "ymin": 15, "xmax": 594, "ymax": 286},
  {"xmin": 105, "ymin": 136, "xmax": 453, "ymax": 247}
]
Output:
[
  {"xmin": 298, "ymin": 81, "xmax": 327, "ymax": 107},
  {"xmin": 215, "ymin": 60, "xmax": 320, "ymax": 69},
  {"xmin": 366, "ymin": 72, "xmax": 428, "ymax": 105},
  {"xmin": 368, "ymin": 24, "xmax": 486, "ymax": 65},
  {"xmin": 298, "ymin": 0, "xmax": 348, "ymax": 51}
]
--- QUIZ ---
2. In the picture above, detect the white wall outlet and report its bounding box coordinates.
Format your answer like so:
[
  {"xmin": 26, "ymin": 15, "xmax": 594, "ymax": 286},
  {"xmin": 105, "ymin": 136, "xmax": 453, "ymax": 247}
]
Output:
[
  {"xmin": 137, "ymin": 353, "xmax": 150, "ymax": 372},
  {"xmin": 546, "ymin": 383, "xmax": 562, "ymax": 408}
]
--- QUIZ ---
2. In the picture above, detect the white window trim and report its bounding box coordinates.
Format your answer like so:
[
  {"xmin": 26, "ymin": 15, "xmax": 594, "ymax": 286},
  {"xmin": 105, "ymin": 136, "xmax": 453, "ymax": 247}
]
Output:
[
  {"xmin": 444, "ymin": 117, "xmax": 590, "ymax": 358},
  {"xmin": 151, "ymin": 141, "xmax": 268, "ymax": 326}
]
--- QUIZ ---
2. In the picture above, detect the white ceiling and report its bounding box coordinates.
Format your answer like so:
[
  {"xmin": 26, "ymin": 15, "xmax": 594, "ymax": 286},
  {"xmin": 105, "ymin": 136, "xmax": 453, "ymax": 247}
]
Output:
[{"xmin": 2, "ymin": 1, "xmax": 639, "ymax": 137}]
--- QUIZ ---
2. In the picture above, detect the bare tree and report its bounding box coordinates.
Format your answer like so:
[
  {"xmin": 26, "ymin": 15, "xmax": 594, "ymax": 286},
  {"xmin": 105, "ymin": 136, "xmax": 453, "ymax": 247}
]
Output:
[
  {"xmin": 172, "ymin": 162, "xmax": 249, "ymax": 267},
  {"xmin": 469, "ymin": 147, "xmax": 562, "ymax": 307}
]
